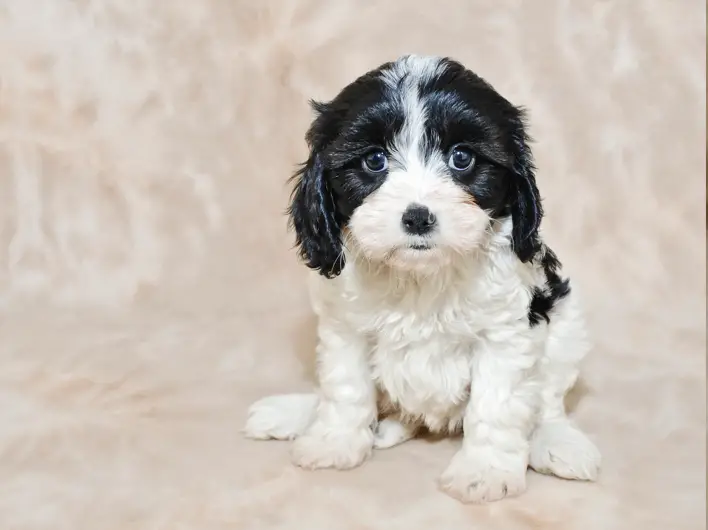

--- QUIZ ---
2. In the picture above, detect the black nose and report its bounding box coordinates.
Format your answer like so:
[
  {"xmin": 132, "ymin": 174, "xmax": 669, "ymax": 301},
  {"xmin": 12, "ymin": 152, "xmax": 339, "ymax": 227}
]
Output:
[{"xmin": 401, "ymin": 204, "xmax": 437, "ymax": 235}]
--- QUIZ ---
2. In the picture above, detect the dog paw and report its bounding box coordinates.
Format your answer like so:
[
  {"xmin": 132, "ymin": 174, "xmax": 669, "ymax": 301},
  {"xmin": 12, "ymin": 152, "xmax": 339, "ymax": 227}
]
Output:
[
  {"xmin": 529, "ymin": 420, "xmax": 601, "ymax": 481},
  {"xmin": 243, "ymin": 394, "xmax": 318, "ymax": 440},
  {"xmin": 438, "ymin": 448, "xmax": 527, "ymax": 503},
  {"xmin": 373, "ymin": 417, "xmax": 417, "ymax": 449},
  {"xmin": 291, "ymin": 427, "xmax": 373, "ymax": 470}
]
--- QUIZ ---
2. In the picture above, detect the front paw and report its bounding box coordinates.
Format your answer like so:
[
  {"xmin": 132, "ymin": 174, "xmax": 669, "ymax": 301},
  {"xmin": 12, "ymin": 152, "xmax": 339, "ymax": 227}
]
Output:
[
  {"xmin": 291, "ymin": 426, "xmax": 374, "ymax": 470},
  {"xmin": 438, "ymin": 448, "xmax": 527, "ymax": 503}
]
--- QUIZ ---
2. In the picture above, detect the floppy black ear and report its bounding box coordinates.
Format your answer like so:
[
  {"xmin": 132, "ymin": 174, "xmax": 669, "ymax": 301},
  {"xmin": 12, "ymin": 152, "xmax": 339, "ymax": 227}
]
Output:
[
  {"xmin": 509, "ymin": 109, "xmax": 543, "ymax": 263},
  {"xmin": 287, "ymin": 103, "xmax": 344, "ymax": 278}
]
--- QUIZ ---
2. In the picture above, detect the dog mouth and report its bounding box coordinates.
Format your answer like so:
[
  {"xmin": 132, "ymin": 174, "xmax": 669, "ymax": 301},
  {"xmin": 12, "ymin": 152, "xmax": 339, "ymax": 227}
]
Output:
[
  {"xmin": 408, "ymin": 243, "xmax": 432, "ymax": 251},
  {"xmin": 383, "ymin": 242, "xmax": 437, "ymax": 263}
]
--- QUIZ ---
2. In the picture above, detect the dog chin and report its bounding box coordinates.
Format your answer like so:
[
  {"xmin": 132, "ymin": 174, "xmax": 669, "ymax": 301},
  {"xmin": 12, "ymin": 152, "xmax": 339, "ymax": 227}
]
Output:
[{"xmin": 383, "ymin": 245, "xmax": 452, "ymax": 274}]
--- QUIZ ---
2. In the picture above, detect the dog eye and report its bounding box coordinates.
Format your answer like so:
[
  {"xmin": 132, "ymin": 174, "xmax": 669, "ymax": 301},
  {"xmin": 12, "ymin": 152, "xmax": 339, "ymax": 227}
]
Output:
[
  {"xmin": 448, "ymin": 145, "xmax": 476, "ymax": 173},
  {"xmin": 362, "ymin": 149, "xmax": 388, "ymax": 173}
]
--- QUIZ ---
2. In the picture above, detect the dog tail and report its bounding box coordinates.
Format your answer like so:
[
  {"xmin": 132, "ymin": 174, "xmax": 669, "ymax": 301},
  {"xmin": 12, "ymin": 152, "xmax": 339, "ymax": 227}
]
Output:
[{"xmin": 243, "ymin": 393, "xmax": 319, "ymax": 440}]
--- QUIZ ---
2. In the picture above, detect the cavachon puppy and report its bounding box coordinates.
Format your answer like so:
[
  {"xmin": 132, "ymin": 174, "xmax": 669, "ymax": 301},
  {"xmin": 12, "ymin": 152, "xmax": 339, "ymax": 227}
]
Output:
[{"xmin": 244, "ymin": 55, "xmax": 601, "ymax": 504}]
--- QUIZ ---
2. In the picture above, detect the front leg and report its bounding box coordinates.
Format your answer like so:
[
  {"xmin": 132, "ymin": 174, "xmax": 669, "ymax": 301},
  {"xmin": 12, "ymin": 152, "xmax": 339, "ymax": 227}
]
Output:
[
  {"xmin": 291, "ymin": 316, "xmax": 376, "ymax": 470},
  {"xmin": 439, "ymin": 326, "xmax": 539, "ymax": 503}
]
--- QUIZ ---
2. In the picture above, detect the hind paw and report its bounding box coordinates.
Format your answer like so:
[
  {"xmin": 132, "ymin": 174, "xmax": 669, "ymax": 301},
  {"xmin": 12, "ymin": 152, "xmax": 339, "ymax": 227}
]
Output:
[
  {"xmin": 529, "ymin": 420, "xmax": 601, "ymax": 481},
  {"xmin": 243, "ymin": 394, "xmax": 318, "ymax": 440}
]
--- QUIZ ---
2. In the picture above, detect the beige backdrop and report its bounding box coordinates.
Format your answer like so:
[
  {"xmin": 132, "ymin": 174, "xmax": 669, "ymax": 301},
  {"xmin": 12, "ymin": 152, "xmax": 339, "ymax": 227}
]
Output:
[{"xmin": 0, "ymin": 1, "xmax": 705, "ymax": 529}]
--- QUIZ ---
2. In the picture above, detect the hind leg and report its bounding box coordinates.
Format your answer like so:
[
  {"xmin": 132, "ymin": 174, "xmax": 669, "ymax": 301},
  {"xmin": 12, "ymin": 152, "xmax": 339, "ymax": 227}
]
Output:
[{"xmin": 529, "ymin": 296, "xmax": 601, "ymax": 481}]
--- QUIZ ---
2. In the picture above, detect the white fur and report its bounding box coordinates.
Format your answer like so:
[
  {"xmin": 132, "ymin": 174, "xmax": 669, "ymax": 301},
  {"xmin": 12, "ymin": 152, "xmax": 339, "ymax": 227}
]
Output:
[
  {"xmin": 244, "ymin": 55, "xmax": 601, "ymax": 504},
  {"xmin": 372, "ymin": 417, "xmax": 418, "ymax": 449},
  {"xmin": 243, "ymin": 393, "xmax": 318, "ymax": 440}
]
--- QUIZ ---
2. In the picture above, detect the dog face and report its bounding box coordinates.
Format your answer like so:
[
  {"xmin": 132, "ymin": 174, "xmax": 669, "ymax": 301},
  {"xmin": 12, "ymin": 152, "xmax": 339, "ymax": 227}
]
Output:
[{"xmin": 288, "ymin": 55, "xmax": 542, "ymax": 277}]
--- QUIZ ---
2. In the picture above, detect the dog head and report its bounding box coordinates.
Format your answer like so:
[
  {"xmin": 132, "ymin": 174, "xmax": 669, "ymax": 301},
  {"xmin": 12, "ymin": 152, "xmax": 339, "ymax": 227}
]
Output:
[{"xmin": 288, "ymin": 55, "xmax": 543, "ymax": 278}]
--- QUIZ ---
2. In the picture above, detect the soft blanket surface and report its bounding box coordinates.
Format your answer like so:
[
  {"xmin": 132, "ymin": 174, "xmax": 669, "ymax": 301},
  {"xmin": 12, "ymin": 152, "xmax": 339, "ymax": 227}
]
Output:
[{"xmin": 0, "ymin": 1, "xmax": 705, "ymax": 529}]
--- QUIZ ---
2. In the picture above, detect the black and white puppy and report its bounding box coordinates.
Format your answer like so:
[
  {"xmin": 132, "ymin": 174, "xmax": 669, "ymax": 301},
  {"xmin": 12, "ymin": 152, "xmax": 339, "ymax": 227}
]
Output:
[{"xmin": 245, "ymin": 55, "xmax": 601, "ymax": 503}]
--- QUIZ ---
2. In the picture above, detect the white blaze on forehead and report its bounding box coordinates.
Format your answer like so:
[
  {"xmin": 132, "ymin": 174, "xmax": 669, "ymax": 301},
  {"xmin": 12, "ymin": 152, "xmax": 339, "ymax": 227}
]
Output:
[
  {"xmin": 379, "ymin": 55, "xmax": 445, "ymax": 88},
  {"xmin": 379, "ymin": 55, "xmax": 446, "ymax": 172}
]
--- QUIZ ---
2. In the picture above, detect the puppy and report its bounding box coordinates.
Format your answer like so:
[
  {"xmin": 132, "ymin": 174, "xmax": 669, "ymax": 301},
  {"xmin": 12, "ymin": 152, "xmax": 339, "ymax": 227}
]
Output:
[{"xmin": 244, "ymin": 55, "xmax": 601, "ymax": 503}]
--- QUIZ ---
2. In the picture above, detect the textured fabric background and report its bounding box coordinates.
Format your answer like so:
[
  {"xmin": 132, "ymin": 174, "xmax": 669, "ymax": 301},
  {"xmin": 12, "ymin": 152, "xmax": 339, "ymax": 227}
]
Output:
[{"xmin": 0, "ymin": 1, "xmax": 705, "ymax": 529}]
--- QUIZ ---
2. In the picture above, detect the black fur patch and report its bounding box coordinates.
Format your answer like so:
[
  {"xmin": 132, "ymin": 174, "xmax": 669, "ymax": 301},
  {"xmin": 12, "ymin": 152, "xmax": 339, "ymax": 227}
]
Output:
[{"xmin": 528, "ymin": 247, "xmax": 571, "ymax": 326}]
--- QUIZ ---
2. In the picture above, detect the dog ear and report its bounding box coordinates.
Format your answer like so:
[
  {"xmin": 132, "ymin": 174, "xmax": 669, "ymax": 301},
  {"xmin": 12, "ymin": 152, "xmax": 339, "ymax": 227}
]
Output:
[
  {"xmin": 287, "ymin": 102, "xmax": 344, "ymax": 278},
  {"xmin": 508, "ymin": 108, "xmax": 543, "ymax": 263}
]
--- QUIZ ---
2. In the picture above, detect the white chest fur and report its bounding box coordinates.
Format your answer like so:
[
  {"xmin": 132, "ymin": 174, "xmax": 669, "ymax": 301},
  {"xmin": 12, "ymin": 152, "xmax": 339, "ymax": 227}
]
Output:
[
  {"xmin": 308, "ymin": 247, "xmax": 534, "ymax": 434},
  {"xmin": 356, "ymin": 280, "xmax": 491, "ymax": 433},
  {"xmin": 369, "ymin": 320, "xmax": 473, "ymax": 432}
]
